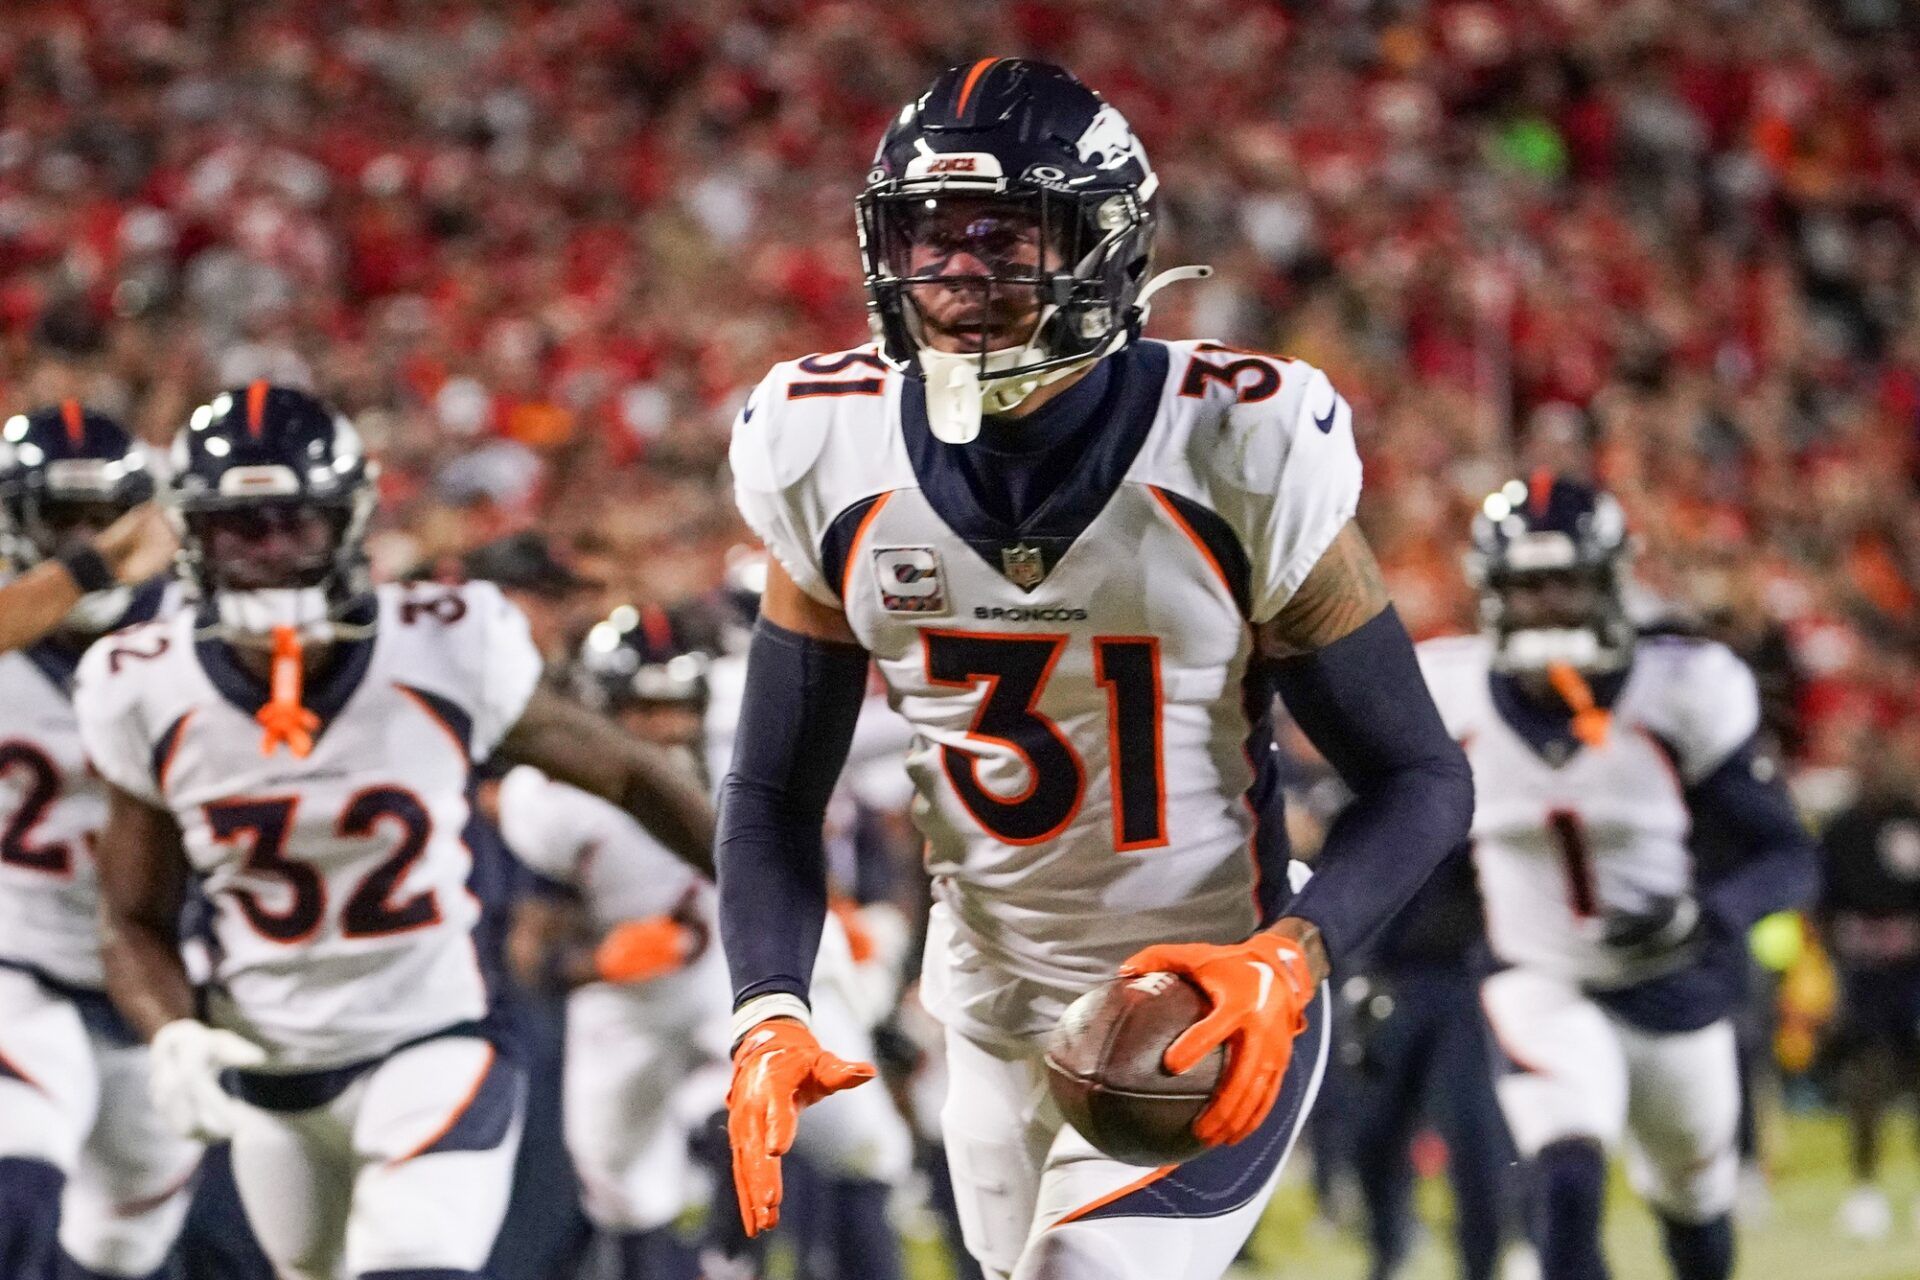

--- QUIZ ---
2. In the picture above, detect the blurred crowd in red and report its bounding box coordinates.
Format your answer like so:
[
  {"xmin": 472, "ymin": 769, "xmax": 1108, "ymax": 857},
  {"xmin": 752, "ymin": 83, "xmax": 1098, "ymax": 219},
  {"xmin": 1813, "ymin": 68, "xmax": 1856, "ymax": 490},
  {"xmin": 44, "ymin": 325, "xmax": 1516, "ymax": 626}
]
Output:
[{"xmin": 2, "ymin": 0, "xmax": 1916, "ymax": 787}]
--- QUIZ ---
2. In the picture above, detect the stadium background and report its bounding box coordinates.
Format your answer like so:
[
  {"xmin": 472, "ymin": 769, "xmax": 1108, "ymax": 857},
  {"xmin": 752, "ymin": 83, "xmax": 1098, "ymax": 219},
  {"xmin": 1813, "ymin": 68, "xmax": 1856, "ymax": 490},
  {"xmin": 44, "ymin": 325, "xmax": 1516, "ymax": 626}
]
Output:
[{"xmin": 3, "ymin": 0, "xmax": 1918, "ymax": 1276}]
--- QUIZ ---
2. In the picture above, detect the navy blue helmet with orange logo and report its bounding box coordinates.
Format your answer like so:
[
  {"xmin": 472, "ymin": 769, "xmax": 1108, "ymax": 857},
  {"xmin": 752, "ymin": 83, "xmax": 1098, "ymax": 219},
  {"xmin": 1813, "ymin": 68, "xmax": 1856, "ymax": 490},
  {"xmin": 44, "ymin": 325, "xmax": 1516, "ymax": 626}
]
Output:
[
  {"xmin": 858, "ymin": 58, "xmax": 1205, "ymax": 441},
  {"xmin": 573, "ymin": 603, "xmax": 715, "ymax": 715},
  {"xmin": 1466, "ymin": 473, "xmax": 1634, "ymax": 672},
  {"xmin": 170, "ymin": 382, "xmax": 376, "ymax": 636},
  {"xmin": 0, "ymin": 400, "xmax": 154, "ymax": 570}
]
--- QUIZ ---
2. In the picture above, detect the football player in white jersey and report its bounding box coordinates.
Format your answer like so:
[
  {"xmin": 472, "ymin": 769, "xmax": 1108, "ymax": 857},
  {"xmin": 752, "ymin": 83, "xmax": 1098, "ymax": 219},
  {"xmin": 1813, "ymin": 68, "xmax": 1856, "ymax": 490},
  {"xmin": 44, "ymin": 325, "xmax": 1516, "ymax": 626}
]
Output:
[
  {"xmin": 494, "ymin": 608, "xmax": 734, "ymax": 1280},
  {"xmin": 715, "ymin": 60, "xmax": 1474, "ymax": 1280},
  {"xmin": 0, "ymin": 402, "xmax": 196, "ymax": 1280},
  {"xmin": 503, "ymin": 602, "xmax": 912, "ymax": 1280},
  {"xmin": 1418, "ymin": 475, "xmax": 1818, "ymax": 1280},
  {"xmin": 72, "ymin": 384, "xmax": 715, "ymax": 1280}
]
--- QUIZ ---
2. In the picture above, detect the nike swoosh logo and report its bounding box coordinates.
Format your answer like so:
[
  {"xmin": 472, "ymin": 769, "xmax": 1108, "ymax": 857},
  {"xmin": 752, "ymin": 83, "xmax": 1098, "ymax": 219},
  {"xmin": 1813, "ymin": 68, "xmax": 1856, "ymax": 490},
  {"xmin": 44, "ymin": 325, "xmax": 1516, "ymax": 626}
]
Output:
[
  {"xmin": 1312, "ymin": 395, "xmax": 1340, "ymax": 434},
  {"xmin": 1250, "ymin": 961, "xmax": 1274, "ymax": 1011}
]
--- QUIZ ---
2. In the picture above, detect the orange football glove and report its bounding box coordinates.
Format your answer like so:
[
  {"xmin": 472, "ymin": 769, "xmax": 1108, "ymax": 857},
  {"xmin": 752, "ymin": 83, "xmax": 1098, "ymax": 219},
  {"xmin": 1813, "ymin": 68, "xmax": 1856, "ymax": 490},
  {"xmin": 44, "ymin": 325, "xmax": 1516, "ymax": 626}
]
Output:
[
  {"xmin": 592, "ymin": 917, "xmax": 694, "ymax": 984},
  {"xmin": 727, "ymin": 1018, "xmax": 875, "ymax": 1236},
  {"xmin": 1118, "ymin": 931, "xmax": 1315, "ymax": 1147}
]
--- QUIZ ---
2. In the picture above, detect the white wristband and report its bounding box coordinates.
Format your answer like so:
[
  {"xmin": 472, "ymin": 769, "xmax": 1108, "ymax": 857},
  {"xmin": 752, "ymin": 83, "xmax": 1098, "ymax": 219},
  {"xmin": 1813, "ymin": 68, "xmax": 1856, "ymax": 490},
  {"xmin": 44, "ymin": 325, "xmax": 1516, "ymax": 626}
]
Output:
[{"xmin": 730, "ymin": 993, "xmax": 811, "ymax": 1049}]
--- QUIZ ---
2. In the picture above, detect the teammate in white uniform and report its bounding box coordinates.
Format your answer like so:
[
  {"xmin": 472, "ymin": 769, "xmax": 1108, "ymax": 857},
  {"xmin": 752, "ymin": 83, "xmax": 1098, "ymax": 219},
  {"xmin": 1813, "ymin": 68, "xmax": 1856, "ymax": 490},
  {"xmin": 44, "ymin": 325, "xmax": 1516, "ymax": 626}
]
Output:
[
  {"xmin": 715, "ymin": 60, "xmax": 1474, "ymax": 1280},
  {"xmin": 73, "ymin": 384, "xmax": 715, "ymax": 1280},
  {"xmin": 498, "ymin": 603, "xmax": 912, "ymax": 1279},
  {"xmin": 0, "ymin": 401, "xmax": 196, "ymax": 1280},
  {"xmin": 1419, "ymin": 475, "xmax": 1817, "ymax": 1280}
]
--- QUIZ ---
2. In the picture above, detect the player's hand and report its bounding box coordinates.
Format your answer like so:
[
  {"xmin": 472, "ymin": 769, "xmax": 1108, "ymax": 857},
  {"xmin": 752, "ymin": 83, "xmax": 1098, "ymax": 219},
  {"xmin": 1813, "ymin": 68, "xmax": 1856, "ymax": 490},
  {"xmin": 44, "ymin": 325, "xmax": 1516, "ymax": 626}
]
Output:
[
  {"xmin": 94, "ymin": 502, "xmax": 178, "ymax": 584},
  {"xmin": 593, "ymin": 916, "xmax": 696, "ymax": 984},
  {"xmin": 1119, "ymin": 931, "xmax": 1314, "ymax": 1147},
  {"xmin": 727, "ymin": 1018, "xmax": 876, "ymax": 1236},
  {"xmin": 149, "ymin": 1019, "xmax": 267, "ymax": 1142},
  {"xmin": 1601, "ymin": 894, "xmax": 1701, "ymax": 962}
]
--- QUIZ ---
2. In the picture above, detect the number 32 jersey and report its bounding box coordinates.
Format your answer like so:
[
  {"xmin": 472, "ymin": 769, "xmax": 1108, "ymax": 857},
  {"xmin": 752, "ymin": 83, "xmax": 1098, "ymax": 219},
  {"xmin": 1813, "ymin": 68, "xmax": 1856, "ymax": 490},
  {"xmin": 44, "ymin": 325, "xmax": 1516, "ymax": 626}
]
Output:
[
  {"xmin": 732, "ymin": 339, "xmax": 1360, "ymax": 1035},
  {"xmin": 73, "ymin": 581, "xmax": 543, "ymax": 1069}
]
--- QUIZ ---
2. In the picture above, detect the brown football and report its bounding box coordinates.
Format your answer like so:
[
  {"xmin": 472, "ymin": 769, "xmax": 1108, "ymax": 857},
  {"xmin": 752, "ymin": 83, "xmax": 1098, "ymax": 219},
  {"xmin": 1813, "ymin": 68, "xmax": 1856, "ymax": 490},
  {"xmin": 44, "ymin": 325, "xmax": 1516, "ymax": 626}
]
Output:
[{"xmin": 1043, "ymin": 971, "xmax": 1224, "ymax": 1166}]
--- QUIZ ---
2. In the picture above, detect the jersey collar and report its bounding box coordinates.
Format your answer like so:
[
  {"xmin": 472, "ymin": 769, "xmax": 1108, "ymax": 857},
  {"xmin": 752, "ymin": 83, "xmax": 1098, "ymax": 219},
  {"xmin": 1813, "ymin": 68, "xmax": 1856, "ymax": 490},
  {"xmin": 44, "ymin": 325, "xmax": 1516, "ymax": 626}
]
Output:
[
  {"xmin": 193, "ymin": 596, "xmax": 380, "ymax": 742},
  {"xmin": 1487, "ymin": 657, "xmax": 1634, "ymax": 768},
  {"xmin": 899, "ymin": 340, "xmax": 1169, "ymax": 589}
]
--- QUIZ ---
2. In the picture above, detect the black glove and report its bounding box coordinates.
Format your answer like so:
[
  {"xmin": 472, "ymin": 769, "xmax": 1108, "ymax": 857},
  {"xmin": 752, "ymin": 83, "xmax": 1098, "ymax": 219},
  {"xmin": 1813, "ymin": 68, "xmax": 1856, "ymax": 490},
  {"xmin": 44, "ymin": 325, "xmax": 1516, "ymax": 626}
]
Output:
[{"xmin": 1601, "ymin": 894, "xmax": 1702, "ymax": 963}]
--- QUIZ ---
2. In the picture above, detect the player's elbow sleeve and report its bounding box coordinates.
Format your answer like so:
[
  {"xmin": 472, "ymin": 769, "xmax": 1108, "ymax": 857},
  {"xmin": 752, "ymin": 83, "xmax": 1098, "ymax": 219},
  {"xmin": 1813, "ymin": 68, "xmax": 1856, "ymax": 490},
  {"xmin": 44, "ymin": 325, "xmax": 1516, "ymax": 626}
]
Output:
[
  {"xmin": 1269, "ymin": 606, "xmax": 1475, "ymax": 963},
  {"xmin": 714, "ymin": 618, "xmax": 869, "ymax": 1007}
]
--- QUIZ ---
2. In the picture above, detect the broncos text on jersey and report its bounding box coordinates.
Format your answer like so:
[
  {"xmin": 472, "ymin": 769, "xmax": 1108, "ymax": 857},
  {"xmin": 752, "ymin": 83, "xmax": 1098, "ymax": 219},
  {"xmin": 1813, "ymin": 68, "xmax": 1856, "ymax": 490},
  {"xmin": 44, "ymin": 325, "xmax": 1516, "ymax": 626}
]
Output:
[{"xmin": 731, "ymin": 337, "xmax": 1360, "ymax": 1042}]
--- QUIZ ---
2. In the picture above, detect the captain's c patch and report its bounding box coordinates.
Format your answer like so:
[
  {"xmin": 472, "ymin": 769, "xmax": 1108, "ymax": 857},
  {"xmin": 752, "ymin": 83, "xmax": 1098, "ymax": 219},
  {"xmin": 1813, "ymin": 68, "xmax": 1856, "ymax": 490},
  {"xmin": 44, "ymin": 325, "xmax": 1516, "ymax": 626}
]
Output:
[{"xmin": 872, "ymin": 546, "xmax": 948, "ymax": 615}]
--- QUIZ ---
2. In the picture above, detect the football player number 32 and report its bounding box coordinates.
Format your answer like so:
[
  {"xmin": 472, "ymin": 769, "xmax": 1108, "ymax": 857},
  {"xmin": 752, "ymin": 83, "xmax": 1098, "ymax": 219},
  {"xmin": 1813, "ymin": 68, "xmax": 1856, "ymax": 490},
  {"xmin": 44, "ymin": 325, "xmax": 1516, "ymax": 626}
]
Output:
[
  {"xmin": 205, "ymin": 788, "xmax": 441, "ymax": 943},
  {"xmin": 923, "ymin": 631, "xmax": 1165, "ymax": 850}
]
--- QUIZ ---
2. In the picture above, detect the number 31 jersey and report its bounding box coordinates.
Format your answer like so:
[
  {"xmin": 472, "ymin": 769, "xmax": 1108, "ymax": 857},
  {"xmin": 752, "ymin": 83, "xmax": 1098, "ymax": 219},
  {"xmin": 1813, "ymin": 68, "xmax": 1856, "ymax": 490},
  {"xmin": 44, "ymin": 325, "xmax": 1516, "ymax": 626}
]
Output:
[
  {"xmin": 732, "ymin": 339, "xmax": 1360, "ymax": 1036},
  {"xmin": 73, "ymin": 581, "xmax": 543, "ymax": 1069}
]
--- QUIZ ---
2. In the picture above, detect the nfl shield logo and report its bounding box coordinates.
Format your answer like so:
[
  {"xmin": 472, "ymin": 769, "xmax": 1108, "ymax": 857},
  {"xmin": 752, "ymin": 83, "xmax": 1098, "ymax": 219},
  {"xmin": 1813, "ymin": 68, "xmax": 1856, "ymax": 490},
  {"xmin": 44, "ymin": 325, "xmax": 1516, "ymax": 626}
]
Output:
[{"xmin": 1000, "ymin": 542, "xmax": 1047, "ymax": 591}]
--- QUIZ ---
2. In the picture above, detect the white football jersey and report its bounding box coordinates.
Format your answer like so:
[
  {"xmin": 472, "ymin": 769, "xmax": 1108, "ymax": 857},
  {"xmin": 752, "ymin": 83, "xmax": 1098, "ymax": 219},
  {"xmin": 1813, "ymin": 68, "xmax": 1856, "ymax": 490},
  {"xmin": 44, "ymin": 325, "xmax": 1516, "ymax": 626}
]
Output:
[
  {"xmin": 0, "ymin": 583, "xmax": 181, "ymax": 990},
  {"xmin": 73, "ymin": 581, "xmax": 542, "ymax": 1069},
  {"xmin": 732, "ymin": 339, "xmax": 1360, "ymax": 1026},
  {"xmin": 1418, "ymin": 633, "xmax": 1760, "ymax": 987},
  {"xmin": 495, "ymin": 764, "xmax": 728, "ymax": 1026}
]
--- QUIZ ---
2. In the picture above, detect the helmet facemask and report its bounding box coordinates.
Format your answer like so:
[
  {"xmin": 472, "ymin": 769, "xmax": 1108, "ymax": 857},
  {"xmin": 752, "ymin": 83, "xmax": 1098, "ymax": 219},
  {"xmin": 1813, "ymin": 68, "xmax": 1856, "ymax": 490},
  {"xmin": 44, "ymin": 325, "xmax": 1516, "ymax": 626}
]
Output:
[
  {"xmin": 2, "ymin": 463, "xmax": 152, "ymax": 636},
  {"xmin": 860, "ymin": 177, "xmax": 1196, "ymax": 443},
  {"xmin": 178, "ymin": 493, "xmax": 375, "ymax": 647}
]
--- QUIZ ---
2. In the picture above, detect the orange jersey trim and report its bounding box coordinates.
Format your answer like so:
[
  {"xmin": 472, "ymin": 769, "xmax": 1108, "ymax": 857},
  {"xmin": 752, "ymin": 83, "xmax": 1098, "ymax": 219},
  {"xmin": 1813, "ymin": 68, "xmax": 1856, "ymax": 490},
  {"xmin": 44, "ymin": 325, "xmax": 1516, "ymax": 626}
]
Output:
[{"xmin": 839, "ymin": 491, "xmax": 894, "ymax": 601}]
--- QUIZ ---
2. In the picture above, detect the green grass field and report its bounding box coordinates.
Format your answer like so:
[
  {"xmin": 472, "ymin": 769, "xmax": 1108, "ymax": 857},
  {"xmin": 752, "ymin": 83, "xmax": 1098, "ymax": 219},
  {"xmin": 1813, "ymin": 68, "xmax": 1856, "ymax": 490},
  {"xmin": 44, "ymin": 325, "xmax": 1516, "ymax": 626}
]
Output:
[{"xmin": 902, "ymin": 1111, "xmax": 1920, "ymax": 1279}]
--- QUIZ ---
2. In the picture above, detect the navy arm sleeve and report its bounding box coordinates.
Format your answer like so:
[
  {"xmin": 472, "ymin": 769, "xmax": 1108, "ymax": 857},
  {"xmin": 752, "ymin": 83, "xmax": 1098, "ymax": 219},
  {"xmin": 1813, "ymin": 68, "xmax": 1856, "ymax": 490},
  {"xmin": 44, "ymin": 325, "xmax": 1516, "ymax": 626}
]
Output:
[
  {"xmin": 1268, "ymin": 606, "xmax": 1476, "ymax": 969},
  {"xmin": 1687, "ymin": 735, "xmax": 1819, "ymax": 932},
  {"xmin": 716, "ymin": 618, "xmax": 871, "ymax": 1008}
]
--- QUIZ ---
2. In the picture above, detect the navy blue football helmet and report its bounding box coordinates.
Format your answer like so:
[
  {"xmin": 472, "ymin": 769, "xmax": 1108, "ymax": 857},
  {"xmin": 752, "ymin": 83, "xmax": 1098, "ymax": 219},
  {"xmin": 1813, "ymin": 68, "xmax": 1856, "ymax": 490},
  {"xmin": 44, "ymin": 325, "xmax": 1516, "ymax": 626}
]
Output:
[
  {"xmin": 0, "ymin": 400, "xmax": 154, "ymax": 568},
  {"xmin": 858, "ymin": 59, "xmax": 1203, "ymax": 440},
  {"xmin": 0, "ymin": 400, "xmax": 156, "ymax": 632},
  {"xmin": 572, "ymin": 603, "xmax": 714, "ymax": 715},
  {"xmin": 1466, "ymin": 473, "xmax": 1633, "ymax": 672},
  {"xmin": 170, "ymin": 382, "xmax": 376, "ymax": 637}
]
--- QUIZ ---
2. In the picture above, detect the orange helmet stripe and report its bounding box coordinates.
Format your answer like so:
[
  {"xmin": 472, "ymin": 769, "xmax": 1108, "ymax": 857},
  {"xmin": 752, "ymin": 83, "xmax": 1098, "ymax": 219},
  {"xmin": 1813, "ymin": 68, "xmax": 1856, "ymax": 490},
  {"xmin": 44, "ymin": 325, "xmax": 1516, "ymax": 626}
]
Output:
[
  {"xmin": 59, "ymin": 398, "xmax": 85, "ymax": 446},
  {"xmin": 954, "ymin": 57, "xmax": 999, "ymax": 119},
  {"xmin": 246, "ymin": 380, "xmax": 268, "ymax": 438},
  {"xmin": 1528, "ymin": 467, "xmax": 1554, "ymax": 518}
]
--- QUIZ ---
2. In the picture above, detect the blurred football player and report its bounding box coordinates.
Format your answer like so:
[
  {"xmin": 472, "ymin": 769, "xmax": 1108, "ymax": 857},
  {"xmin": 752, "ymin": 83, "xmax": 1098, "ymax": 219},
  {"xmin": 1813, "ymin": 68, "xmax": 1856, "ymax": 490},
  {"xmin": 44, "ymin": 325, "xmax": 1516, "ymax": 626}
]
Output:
[
  {"xmin": 499, "ymin": 603, "xmax": 911, "ymax": 1280},
  {"xmin": 718, "ymin": 59, "xmax": 1473, "ymax": 1280},
  {"xmin": 1335, "ymin": 851, "xmax": 1522, "ymax": 1280},
  {"xmin": 73, "ymin": 384, "xmax": 714, "ymax": 1280},
  {"xmin": 493, "ymin": 607, "xmax": 731, "ymax": 1280},
  {"xmin": 0, "ymin": 402, "xmax": 195, "ymax": 1280},
  {"xmin": 1419, "ymin": 476, "xmax": 1818, "ymax": 1280},
  {"xmin": 1815, "ymin": 721, "xmax": 1920, "ymax": 1241}
]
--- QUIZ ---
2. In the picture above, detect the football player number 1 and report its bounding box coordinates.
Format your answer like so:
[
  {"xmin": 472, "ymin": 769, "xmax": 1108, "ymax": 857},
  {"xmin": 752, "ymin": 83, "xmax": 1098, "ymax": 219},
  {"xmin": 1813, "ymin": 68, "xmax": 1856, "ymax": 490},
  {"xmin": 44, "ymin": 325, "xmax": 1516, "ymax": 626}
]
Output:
[
  {"xmin": 206, "ymin": 789, "xmax": 441, "ymax": 943},
  {"xmin": 923, "ymin": 632, "xmax": 1166, "ymax": 851}
]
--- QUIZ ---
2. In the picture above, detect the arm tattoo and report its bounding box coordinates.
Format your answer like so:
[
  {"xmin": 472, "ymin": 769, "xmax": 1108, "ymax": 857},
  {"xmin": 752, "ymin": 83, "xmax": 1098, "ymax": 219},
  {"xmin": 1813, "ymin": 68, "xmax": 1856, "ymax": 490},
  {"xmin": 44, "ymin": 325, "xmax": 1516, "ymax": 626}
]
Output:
[{"xmin": 1258, "ymin": 522, "xmax": 1391, "ymax": 659}]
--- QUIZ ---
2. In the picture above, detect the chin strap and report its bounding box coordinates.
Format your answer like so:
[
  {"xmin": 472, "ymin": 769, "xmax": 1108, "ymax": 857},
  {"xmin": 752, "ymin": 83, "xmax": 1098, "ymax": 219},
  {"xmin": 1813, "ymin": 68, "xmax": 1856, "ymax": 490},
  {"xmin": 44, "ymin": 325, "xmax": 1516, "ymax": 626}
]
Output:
[
  {"xmin": 257, "ymin": 624, "xmax": 320, "ymax": 758},
  {"xmin": 1547, "ymin": 661, "xmax": 1612, "ymax": 747},
  {"xmin": 916, "ymin": 264, "xmax": 1216, "ymax": 445}
]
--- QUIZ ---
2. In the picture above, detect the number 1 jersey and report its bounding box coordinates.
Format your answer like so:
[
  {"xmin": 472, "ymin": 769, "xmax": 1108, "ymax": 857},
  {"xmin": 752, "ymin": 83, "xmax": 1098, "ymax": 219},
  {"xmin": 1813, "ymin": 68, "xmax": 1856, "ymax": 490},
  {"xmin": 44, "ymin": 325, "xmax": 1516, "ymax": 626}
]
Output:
[
  {"xmin": 731, "ymin": 339, "xmax": 1361, "ymax": 1037},
  {"xmin": 1417, "ymin": 633, "xmax": 1761, "ymax": 988},
  {"xmin": 73, "ymin": 581, "xmax": 542, "ymax": 1069}
]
